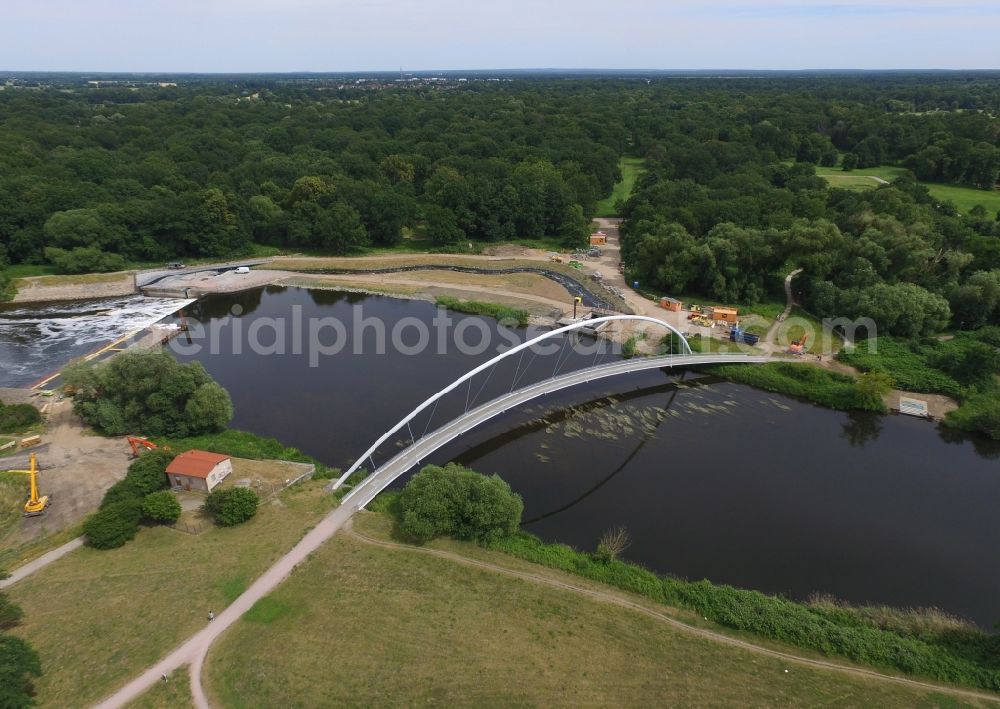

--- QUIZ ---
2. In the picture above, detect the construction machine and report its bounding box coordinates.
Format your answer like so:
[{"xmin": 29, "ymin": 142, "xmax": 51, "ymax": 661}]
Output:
[
  {"xmin": 4, "ymin": 453, "xmax": 50, "ymax": 517},
  {"xmin": 789, "ymin": 333, "xmax": 809, "ymax": 355},
  {"xmin": 127, "ymin": 436, "xmax": 165, "ymax": 458}
]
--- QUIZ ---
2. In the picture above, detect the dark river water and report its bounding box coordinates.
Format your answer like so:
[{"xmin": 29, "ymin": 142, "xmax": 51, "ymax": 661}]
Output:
[{"xmin": 159, "ymin": 286, "xmax": 1000, "ymax": 627}]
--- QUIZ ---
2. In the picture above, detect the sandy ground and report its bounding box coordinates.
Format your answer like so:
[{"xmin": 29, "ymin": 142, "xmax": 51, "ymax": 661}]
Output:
[
  {"xmin": 11, "ymin": 272, "xmax": 138, "ymax": 303},
  {"xmin": 1, "ymin": 398, "xmax": 130, "ymax": 548},
  {"xmin": 279, "ymin": 271, "xmax": 573, "ymax": 317}
]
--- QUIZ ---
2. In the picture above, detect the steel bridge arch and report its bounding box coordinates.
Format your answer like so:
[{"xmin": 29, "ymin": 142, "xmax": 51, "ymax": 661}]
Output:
[{"xmin": 332, "ymin": 315, "xmax": 692, "ymax": 489}]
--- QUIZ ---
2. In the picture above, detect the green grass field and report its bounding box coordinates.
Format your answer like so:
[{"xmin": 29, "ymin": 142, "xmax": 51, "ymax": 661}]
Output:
[
  {"xmin": 5, "ymin": 481, "xmax": 337, "ymax": 707},
  {"xmin": 820, "ymin": 165, "xmax": 1000, "ymax": 217},
  {"xmin": 595, "ymin": 157, "xmax": 646, "ymax": 217},
  {"xmin": 203, "ymin": 512, "xmax": 982, "ymax": 707}
]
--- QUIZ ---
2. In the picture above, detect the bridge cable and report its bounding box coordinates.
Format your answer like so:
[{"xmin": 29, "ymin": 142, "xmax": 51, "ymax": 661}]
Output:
[
  {"xmin": 551, "ymin": 334, "xmax": 570, "ymax": 378},
  {"xmin": 470, "ymin": 363, "xmax": 497, "ymax": 410},
  {"xmin": 509, "ymin": 347, "xmax": 527, "ymax": 394},
  {"xmin": 511, "ymin": 342, "xmax": 542, "ymax": 391},
  {"xmin": 420, "ymin": 396, "xmax": 441, "ymax": 440}
]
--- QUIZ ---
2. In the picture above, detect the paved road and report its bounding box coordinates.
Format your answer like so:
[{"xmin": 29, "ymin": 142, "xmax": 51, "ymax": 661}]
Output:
[
  {"xmin": 93, "ymin": 499, "xmax": 364, "ymax": 709},
  {"xmin": 0, "ymin": 537, "xmax": 84, "ymax": 590}
]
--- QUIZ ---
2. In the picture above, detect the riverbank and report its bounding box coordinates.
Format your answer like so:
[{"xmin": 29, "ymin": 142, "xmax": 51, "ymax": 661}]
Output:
[
  {"xmin": 9, "ymin": 271, "xmax": 138, "ymax": 303},
  {"xmin": 201, "ymin": 509, "xmax": 1000, "ymax": 706}
]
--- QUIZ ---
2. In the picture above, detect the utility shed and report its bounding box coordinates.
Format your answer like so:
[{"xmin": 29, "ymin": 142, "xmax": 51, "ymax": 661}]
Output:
[
  {"xmin": 659, "ymin": 297, "xmax": 683, "ymax": 312},
  {"xmin": 166, "ymin": 450, "xmax": 233, "ymax": 493},
  {"xmin": 589, "ymin": 231, "xmax": 607, "ymax": 246},
  {"xmin": 704, "ymin": 306, "xmax": 739, "ymax": 323}
]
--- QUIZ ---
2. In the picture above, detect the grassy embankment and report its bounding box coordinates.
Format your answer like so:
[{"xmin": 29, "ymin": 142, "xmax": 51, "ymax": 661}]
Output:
[
  {"xmin": 595, "ymin": 157, "xmax": 646, "ymax": 217},
  {"xmin": 433, "ymin": 296, "xmax": 530, "ymax": 327},
  {"xmin": 820, "ymin": 165, "xmax": 1000, "ymax": 217},
  {"xmin": 485, "ymin": 526, "xmax": 1000, "ymax": 694},
  {"xmin": 709, "ymin": 362, "xmax": 884, "ymax": 411},
  {"xmin": 839, "ymin": 332, "xmax": 1000, "ymax": 439},
  {"xmin": 203, "ymin": 512, "xmax": 976, "ymax": 707},
  {"xmin": 4, "ymin": 480, "xmax": 337, "ymax": 708}
]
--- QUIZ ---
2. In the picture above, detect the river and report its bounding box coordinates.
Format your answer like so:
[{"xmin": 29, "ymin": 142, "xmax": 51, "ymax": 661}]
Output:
[
  {"xmin": 162, "ymin": 286, "xmax": 1000, "ymax": 627},
  {"xmin": 0, "ymin": 295, "xmax": 192, "ymax": 388}
]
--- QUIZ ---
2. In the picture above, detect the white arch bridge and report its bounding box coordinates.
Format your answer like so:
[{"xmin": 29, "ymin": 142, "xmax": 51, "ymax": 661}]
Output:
[{"xmin": 332, "ymin": 315, "xmax": 781, "ymax": 508}]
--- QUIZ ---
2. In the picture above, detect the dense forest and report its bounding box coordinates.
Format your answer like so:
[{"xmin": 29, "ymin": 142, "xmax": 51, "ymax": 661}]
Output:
[
  {"xmin": 619, "ymin": 78, "xmax": 1000, "ymax": 337},
  {"xmin": 1, "ymin": 73, "xmax": 1000, "ymax": 337}
]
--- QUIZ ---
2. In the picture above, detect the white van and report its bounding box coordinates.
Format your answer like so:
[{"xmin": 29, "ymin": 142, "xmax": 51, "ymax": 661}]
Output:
[{"xmin": 234, "ymin": 266, "xmax": 250, "ymax": 275}]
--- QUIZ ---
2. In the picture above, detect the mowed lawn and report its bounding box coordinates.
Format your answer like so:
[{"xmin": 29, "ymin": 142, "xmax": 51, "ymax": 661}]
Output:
[
  {"xmin": 204, "ymin": 514, "xmax": 974, "ymax": 708},
  {"xmin": 124, "ymin": 667, "xmax": 195, "ymax": 709},
  {"xmin": 596, "ymin": 157, "xmax": 645, "ymax": 216},
  {"xmin": 820, "ymin": 165, "xmax": 1000, "ymax": 217},
  {"xmin": 6, "ymin": 482, "xmax": 337, "ymax": 708}
]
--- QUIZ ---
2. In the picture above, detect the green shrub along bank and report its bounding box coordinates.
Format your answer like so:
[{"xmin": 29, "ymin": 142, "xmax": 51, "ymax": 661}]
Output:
[
  {"xmin": 397, "ymin": 464, "xmax": 523, "ymax": 544},
  {"xmin": 0, "ymin": 401, "xmax": 42, "ymax": 433},
  {"xmin": 486, "ymin": 532, "xmax": 1000, "ymax": 692},
  {"xmin": 945, "ymin": 390, "xmax": 1000, "ymax": 441},
  {"xmin": 708, "ymin": 363, "xmax": 889, "ymax": 412},
  {"xmin": 839, "ymin": 333, "xmax": 1000, "ymax": 439},
  {"xmin": 84, "ymin": 451, "xmax": 174, "ymax": 550},
  {"xmin": 64, "ymin": 351, "xmax": 232, "ymax": 438},
  {"xmin": 434, "ymin": 296, "xmax": 530, "ymax": 327}
]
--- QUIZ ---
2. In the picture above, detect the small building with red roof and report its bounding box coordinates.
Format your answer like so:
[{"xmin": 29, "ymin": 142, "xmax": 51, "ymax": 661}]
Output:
[{"xmin": 165, "ymin": 450, "xmax": 233, "ymax": 493}]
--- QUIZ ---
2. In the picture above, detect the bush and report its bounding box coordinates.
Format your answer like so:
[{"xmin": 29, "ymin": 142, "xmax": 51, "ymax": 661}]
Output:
[
  {"xmin": 83, "ymin": 499, "xmax": 143, "ymax": 549},
  {"xmin": 43, "ymin": 246, "xmax": 126, "ymax": 274},
  {"xmin": 946, "ymin": 389, "xmax": 1000, "ymax": 441},
  {"xmin": 434, "ymin": 296, "xmax": 529, "ymax": 327},
  {"xmin": 100, "ymin": 479, "xmax": 143, "ymax": 509},
  {"xmin": 0, "ymin": 592, "xmax": 24, "ymax": 631},
  {"xmin": 710, "ymin": 362, "xmax": 886, "ymax": 412},
  {"xmin": 398, "ymin": 463, "xmax": 523, "ymax": 543},
  {"xmin": 204, "ymin": 488, "xmax": 259, "ymax": 527},
  {"xmin": 64, "ymin": 351, "xmax": 233, "ymax": 437},
  {"xmin": 0, "ymin": 634, "xmax": 43, "ymax": 708},
  {"xmin": 838, "ymin": 337, "xmax": 965, "ymax": 398},
  {"xmin": 621, "ymin": 336, "xmax": 637, "ymax": 359},
  {"xmin": 0, "ymin": 402, "xmax": 42, "ymax": 432},
  {"xmin": 124, "ymin": 450, "xmax": 172, "ymax": 496},
  {"xmin": 142, "ymin": 491, "xmax": 182, "ymax": 524}
]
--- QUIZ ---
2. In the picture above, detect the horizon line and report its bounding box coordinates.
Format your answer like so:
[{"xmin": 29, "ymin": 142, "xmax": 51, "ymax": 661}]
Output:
[{"xmin": 4, "ymin": 67, "xmax": 1000, "ymax": 76}]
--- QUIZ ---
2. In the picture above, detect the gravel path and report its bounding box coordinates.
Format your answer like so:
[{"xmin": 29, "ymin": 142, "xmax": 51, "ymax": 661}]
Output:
[{"xmin": 91, "ymin": 499, "xmax": 363, "ymax": 709}]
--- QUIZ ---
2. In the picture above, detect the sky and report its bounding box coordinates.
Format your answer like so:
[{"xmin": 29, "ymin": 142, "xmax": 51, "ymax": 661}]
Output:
[{"xmin": 3, "ymin": 0, "xmax": 999, "ymax": 73}]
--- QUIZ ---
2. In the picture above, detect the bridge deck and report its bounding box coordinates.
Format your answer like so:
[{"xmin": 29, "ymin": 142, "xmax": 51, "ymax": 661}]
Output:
[{"xmin": 339, "ymin": 353, "xmax": 775, "ymax": 508}]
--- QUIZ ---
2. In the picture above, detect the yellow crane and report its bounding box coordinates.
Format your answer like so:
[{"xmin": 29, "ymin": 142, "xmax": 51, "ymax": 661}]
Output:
[{"xmin": 3, "ymin": 453, "xmax": 50, "ymax": 517}]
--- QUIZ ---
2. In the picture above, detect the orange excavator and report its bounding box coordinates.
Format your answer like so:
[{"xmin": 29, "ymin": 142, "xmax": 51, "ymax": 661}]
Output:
[
  {"xmin": 789, "ymin": 333, "xmax": 809, "ymax": 355},
  {"xmin": 127, "ymin": 436, "xmax": 168, "ymax": 459}
]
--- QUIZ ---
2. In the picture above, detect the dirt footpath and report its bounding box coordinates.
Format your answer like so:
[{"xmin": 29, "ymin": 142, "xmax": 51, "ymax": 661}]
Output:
[{"xmin": 3, "ymin": 399, "xmax": 130, "ymax": 547}]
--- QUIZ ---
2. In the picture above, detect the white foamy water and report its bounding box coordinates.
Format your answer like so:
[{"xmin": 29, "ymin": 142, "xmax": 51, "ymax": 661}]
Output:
[{"xmin": 0, "ymin": 295, "xmax": 195, "ymax": 388}]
